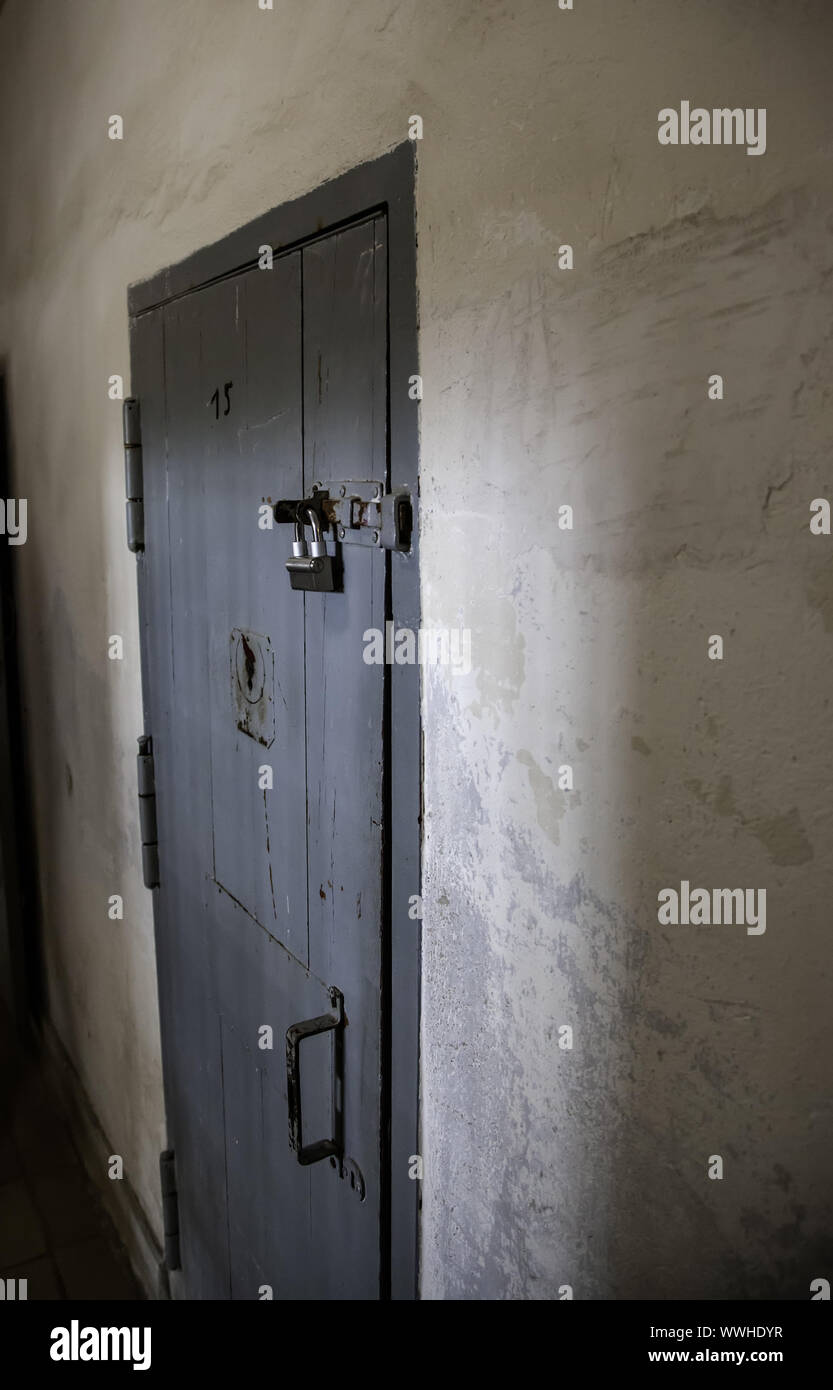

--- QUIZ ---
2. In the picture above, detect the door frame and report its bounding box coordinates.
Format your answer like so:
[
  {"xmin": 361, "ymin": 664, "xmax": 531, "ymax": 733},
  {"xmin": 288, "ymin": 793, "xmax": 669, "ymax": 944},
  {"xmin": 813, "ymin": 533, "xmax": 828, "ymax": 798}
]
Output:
[{"xmin": 128, "ymin": 142, "xmax": 420, "ymax": 1301}]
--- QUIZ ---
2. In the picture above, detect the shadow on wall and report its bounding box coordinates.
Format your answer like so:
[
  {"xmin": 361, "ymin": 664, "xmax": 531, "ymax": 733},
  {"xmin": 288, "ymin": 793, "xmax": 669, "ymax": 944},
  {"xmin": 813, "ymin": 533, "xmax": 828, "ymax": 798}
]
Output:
[
  {"xmin": 570, "ymin": 190, "xmax": 833, "ymax": 1298},
  {"xmin": 0, "ymin": 369, "xmax": 45, "ymax": 1038},
  {"xmin": 1, "ymin": 344, "xmax": 132, "ymax": 1087},
  {"xmin": 422, "ymin": 182, "xmax": 833, "ymax": 1301}
]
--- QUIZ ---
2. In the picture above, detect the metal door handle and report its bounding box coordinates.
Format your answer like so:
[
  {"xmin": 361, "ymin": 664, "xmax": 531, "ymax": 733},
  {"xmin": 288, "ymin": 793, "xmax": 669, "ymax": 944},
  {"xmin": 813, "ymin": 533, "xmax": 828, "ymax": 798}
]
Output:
[{"xmin": 285, "ymin": 988, "xmax": 344, "ymax": 1166}]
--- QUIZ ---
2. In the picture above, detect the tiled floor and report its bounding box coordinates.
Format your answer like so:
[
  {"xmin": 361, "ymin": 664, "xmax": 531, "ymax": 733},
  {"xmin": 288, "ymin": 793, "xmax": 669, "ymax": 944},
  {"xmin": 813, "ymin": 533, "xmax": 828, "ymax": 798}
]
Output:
[{"xmin": 0, "ymin": 1008, "xmax": 143, "ymax": 1300}]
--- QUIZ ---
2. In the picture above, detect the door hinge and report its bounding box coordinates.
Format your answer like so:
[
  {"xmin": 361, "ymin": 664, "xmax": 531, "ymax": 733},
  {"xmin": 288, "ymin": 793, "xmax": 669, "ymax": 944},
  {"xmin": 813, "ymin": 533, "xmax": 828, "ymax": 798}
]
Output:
[
  {"xmin": 159, "ymin": 1150, "xmax": 181, "ymax": 1271},
  {"xmin": 137, "ymin": 734, "xmax": 160, "ymax": 889},
  {"xmin": 123, "ymin": 397, "xmax": 144, "ymax": 553}
]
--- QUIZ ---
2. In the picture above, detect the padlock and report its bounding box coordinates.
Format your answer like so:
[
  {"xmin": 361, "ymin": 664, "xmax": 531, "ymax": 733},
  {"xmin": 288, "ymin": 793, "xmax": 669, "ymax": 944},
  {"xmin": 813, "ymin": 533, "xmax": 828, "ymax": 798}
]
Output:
[{"xmin": 285, "ymin": 508, "xmax": 335, "ymax": 592}]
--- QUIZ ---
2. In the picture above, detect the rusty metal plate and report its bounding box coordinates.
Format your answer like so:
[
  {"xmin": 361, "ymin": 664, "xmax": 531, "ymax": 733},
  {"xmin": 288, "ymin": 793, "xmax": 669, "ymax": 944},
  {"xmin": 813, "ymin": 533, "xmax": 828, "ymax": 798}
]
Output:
[{"xmin": 230, "ymin": 628, "xmax": 275, "ymax": 748}]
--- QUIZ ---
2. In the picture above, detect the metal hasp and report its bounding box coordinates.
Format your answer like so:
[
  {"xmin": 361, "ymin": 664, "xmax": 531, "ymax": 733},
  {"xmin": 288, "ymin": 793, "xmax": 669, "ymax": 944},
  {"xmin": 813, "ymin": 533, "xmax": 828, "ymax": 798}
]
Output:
[
  {"xmin": 274, "ymin": 482, "xmax": 413, "ymax": 552},
  {"xmin": 286, "ymin": 987, "xmax": 344, "ymax": 1166},
  {"xmin": 159, "ymin": 1150, "xmax": 181, "ymax": 1271},
  {"xmin": 137, "ymin": 734, "xmax": 159, "ymax": 889},
  {"xmin": 122, "ymin": 397, "xmax": 144, "ymax": 553}
]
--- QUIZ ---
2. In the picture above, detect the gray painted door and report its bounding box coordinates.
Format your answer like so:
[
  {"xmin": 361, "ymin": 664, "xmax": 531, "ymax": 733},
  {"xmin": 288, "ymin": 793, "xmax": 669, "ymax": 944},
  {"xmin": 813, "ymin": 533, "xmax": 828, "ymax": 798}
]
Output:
[{"xmin": 136, "ymin": 216, "xmax": 387, "ymax": 1299}]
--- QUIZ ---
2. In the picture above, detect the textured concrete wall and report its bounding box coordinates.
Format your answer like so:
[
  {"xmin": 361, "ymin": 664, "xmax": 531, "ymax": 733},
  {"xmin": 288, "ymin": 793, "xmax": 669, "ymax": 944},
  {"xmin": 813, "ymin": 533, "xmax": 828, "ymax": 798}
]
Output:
[{"xmin": 1, "ymin": 0, "xmax": 831, "ymax": 1296}]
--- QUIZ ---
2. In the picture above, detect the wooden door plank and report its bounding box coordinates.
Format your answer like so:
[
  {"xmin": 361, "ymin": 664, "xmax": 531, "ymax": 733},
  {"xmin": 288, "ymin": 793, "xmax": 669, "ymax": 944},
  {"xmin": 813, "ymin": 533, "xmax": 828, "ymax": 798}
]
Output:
[{"xmin": 302, "ymin": 219, "xmax": 387, "ymax": 1295}]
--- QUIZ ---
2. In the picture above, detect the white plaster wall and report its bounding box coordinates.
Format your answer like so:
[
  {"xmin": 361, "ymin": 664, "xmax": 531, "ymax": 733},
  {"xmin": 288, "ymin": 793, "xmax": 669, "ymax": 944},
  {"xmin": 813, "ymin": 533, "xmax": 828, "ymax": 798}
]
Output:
[{"xmin": 1, "ymin": 0, "xmax": 831, "ymax": 1296}]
